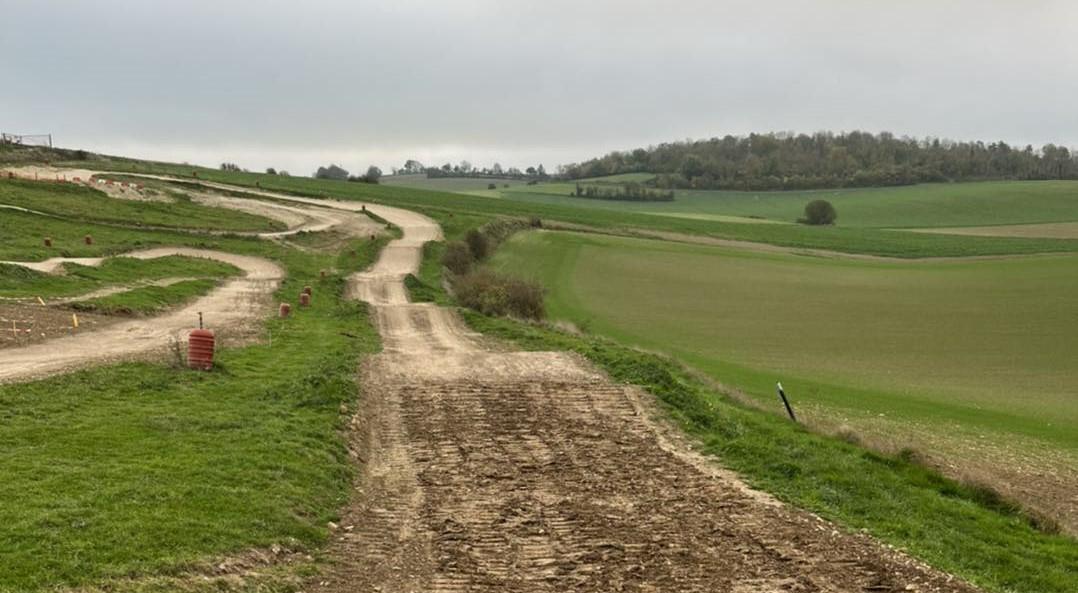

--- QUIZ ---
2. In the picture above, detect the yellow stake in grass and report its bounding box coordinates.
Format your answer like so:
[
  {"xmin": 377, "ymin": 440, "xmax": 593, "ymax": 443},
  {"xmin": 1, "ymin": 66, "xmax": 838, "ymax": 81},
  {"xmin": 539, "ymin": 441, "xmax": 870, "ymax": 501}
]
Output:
[
  {"xmin": 72, "ymin": 313, "xmax": 79, "ymax": 329},
  {"xmin": 37, "ymin": 296, "xmax": 46, "ymax": 306}
]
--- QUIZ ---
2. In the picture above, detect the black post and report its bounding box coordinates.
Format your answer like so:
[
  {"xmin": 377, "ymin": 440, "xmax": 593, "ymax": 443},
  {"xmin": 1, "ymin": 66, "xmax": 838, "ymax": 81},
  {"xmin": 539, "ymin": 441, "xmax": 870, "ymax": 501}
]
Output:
[
  {"xmin": 777, "ymin": 382, "xmax": 797, "ymax": 422},
  {"xmin": 198, "ymin": 312, "xmax": 204, "ymax": 330}
]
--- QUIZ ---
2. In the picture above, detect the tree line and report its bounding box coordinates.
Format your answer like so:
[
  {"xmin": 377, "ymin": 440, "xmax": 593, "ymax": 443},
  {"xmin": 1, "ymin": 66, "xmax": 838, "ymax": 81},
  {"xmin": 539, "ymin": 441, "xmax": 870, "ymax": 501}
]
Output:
[
  {"xmin": 396, "ymin": 159, "xmax": 550, "ymax": 180},
  {"xmin": 558, "ymin": 131, "xmax": 1078, "ymax": 190},
  {"xmin": 313, "ymin": 164, "xmax": 382, "ymax": 184}
]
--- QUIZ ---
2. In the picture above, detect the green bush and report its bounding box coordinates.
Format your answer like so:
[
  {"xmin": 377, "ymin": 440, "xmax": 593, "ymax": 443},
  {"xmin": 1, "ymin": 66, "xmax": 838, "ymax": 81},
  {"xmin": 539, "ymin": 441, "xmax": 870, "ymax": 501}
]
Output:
[{"xmin": 800, "ymin": 199, "xmax": 837, "ymax": 225}]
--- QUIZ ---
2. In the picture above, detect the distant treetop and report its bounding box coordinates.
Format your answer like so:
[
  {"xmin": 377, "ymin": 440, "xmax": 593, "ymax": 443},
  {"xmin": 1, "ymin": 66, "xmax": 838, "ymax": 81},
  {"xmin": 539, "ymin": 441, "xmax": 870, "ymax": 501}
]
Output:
[{"xmin": 559, "ymin": 131, "xmax": 1078, "ymax": 191}]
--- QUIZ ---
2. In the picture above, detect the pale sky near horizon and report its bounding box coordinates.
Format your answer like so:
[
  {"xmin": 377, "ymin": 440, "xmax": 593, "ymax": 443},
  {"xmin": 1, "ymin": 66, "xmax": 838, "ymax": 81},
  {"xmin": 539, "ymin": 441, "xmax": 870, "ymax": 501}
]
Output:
[{"xmin": 3, "ymin": 0, "xmax": 1077, "ymax": 175}]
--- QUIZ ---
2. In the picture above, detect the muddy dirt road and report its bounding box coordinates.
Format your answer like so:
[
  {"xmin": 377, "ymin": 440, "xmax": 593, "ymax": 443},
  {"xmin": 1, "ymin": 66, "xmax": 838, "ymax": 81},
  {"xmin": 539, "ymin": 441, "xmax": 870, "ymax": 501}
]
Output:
[{"xmin": 322, "ymin": 204, "xmax": 977, "ymax": 592}]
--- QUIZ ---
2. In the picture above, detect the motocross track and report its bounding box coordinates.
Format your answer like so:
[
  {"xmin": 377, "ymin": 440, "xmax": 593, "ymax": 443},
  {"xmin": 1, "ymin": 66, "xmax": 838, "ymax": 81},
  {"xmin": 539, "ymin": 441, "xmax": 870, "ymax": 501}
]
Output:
[
  {"xmin": 0, "ymin": 247, "xmax": 283, "ymax": 383},
  {"xmin": 319, "ymin": 201, "xmax": 977, "ymax": 592},
  {"xmin": 0, "ymin": 168, "xmax": 391, "ymax": 382}
]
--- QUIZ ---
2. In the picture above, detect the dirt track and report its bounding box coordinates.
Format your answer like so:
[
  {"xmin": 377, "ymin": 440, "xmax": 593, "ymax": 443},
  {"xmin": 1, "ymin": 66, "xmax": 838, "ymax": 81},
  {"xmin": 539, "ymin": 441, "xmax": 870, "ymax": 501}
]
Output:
[
  {"xmin": 320, "ymin": 202, "xmax": 978, "ymax": 592},
  {"xmin": 0, "ymin": 168, "xmax": 391, "ymax": 382},
  {"xmin": 0, "ymin": 247, "xmax": 283, "ymax": 383}
]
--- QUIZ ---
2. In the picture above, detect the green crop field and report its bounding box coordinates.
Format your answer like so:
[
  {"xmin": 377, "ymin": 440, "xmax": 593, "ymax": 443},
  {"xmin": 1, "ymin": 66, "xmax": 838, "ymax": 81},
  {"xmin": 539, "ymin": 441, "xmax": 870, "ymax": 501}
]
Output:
[
  {"xmin": 489, "ymin": 231, "xmax": 1078, "ymax": 441},
  {"xmin": 487, "ymin": 230, "xmax": 1078, "ymax": 534},
  {"xmin": 382, "ymin": 173, "xmax": 529, "ymax": 196},
  {"xmin": 504, "ymin": 179, "xmax": 1078, "ymax": 228}
]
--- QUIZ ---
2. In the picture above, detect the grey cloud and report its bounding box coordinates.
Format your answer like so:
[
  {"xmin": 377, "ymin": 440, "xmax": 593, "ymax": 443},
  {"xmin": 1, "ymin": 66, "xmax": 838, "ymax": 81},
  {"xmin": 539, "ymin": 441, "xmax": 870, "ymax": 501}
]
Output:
[{"xmin": 2, "ymin": 0, "xmax": 1076, "ymax": 174}]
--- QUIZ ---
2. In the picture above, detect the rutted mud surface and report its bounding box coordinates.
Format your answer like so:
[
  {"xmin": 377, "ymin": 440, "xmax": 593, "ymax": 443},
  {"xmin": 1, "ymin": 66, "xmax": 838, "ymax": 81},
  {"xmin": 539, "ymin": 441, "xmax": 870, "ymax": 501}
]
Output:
[
  {"xmin": 319, "ymin": 200, "xmax": 978, "ymax": 592},
  {"xmin": 0, "ymin": 248, "xmax": 282, "ymax": 383}
]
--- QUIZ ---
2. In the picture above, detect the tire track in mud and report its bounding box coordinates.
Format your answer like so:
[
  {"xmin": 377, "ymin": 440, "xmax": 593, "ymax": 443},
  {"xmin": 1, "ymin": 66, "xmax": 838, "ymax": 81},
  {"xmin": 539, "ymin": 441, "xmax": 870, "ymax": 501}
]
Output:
[{"xmin": 320, "ymin": 197, "xmax": 979, "ymax": 592}]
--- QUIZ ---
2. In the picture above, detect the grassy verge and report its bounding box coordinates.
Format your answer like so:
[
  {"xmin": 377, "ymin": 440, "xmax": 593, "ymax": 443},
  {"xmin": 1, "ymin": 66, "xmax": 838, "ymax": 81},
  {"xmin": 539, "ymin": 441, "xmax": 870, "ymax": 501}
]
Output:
[
  {"xmin": 0, "ymin": 232, "xmax": 388, "ymax": 592},
  {"xmin": 404, "ymin": 241, "xmax": 448, "ymax": 304},
  {"xmin": 458, "ymin": 310, "xmax": 1077, "ymax": 593},
  {"xmin": 67, "ymin": 279, "xmax": 220, "ymax": 316},
  {"xmin": 0, "ymin": 178, "xmax": 283, "ymax": 232}
]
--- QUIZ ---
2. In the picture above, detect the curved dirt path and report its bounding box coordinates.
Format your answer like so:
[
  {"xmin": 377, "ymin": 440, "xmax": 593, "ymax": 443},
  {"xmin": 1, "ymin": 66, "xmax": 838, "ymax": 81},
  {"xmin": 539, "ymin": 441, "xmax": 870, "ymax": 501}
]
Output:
[
  {"xmin": 0, "ymin": 248, "xmax": 283, "ymax": 383},
  {"xmin": 320, "ymin": 200, "xmax": 978, "ymax": 592},
  {"xmin": 1, "ymin": 166, "xmax": 386, "ymax": 240}
]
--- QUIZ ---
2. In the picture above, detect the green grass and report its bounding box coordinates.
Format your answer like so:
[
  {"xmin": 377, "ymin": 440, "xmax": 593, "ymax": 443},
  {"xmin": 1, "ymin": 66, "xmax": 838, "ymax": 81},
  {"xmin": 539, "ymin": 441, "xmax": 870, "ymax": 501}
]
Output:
[
  {"xmin": 78, "ymin": 161, "xmax": 1078, "ymax": 258},
  {"xmin": 488, "ymin": 231, "xmax": 1078, "ymax": 448},
  {"xmin": 508, "ymin": 179, "xmax": 1078, "ymax": 228},
  {"xmin": 459, "ymin": 309, "xmax": 1078, "ymax": 593},
  {"xmin": 0, "ymin": 180, "xmax": 396, "ymax": 591},
  {"xmin": 0, "ymin": 256, "xmax": 240, "ymax": 299},
  {"xmin": 0, "ymin": 178, "xmax": 283, "ymax": 232},
  {"xmin": 0, "ymin": 240, "xmax": 384, "ymax": 592},
  {"xmin": 67, "ymin": 279, "xmax": 220, "ymax": 316}
]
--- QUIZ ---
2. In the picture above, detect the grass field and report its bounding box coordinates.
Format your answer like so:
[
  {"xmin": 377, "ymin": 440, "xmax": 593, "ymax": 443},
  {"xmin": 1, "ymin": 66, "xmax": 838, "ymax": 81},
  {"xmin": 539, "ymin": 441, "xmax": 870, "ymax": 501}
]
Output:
[
  {"xmin": 382, "ymin": 174, "xmax": 529, "ymax": 196},
  {"xmin": 505, "ymin": 179, "xmax": 1078, "ymax": 228},
  {"xmin": 489, "ymin": 231, "xmax": 1078, "ymax": 443},
  {"xmin": 487, "ymin": 230, "xmax": 1078, "ymax": 538}
]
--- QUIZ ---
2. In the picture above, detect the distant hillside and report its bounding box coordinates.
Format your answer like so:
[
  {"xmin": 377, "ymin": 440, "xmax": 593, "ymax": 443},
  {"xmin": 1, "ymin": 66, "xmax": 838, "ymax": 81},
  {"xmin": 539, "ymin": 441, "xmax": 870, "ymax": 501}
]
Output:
[{"xmin": 561, "ymin": 131, "xmax": 1078, "ymax": 191}]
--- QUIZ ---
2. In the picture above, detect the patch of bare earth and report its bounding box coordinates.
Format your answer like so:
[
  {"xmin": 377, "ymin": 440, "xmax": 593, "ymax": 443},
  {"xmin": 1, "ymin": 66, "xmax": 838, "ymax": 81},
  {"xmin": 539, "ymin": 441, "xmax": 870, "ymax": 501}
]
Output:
[
  {"xmin": 907, "ymin": 222, "xmax": 1078, "ymax": 240},
  {"xmin": 0, "ymin": 303, "xmax": 118, "ymax": 348}
]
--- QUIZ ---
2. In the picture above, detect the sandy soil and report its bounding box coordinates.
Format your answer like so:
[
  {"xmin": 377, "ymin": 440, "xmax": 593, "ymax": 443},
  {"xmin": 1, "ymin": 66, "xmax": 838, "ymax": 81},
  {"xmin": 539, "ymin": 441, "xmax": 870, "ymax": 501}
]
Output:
[
  {"xmin": 314, "ymin": 199, "xmax": 978, "ymax": 592},
  {"xmin": 1, "ymin": 165, "xmax": 171, "ymax": 202},
  {"xmin": 908, "ymin": 222, "xmax": 1078, "ymax": 240},
  {"xmin": 0, "ymin": 248, "xmax": 283, "ymax": 383}
]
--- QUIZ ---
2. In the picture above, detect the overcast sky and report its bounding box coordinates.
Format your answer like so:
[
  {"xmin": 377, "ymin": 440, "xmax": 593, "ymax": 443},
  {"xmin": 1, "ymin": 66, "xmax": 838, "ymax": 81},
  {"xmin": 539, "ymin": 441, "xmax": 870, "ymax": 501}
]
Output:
[{"xmin": 3, "ymin": 0, "xmax": 1077, "ymax": 175}]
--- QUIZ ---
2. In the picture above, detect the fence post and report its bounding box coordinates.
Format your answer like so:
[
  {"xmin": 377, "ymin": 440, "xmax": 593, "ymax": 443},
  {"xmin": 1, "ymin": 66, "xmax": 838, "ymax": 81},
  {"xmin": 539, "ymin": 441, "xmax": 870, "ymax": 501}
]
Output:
[{"xmin": 776, "ymin": 382, "xmax": 797, "ymax": 422}]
